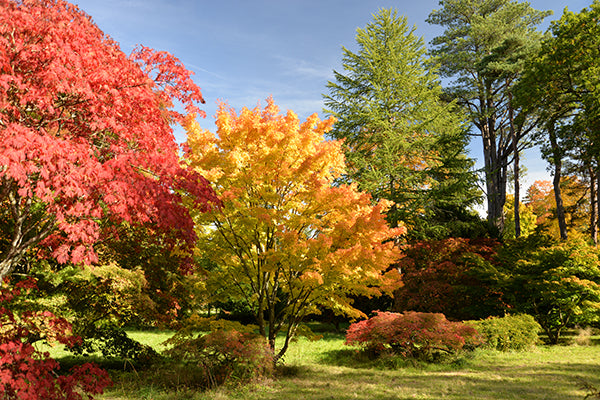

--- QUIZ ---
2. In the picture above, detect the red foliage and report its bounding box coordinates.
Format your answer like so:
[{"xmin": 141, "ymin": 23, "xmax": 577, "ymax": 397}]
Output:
[
  {"xmin": 0, "ymin": 0, "xmax": 219, "ymax": 278},
  {"xmin": 0, "ymin": 342, "xmax": 111, "ymax": 400},
  {"xmin": 166, "ymin": 329, "xmax": 274, "ymax": 387},
  {"xmin": 0, "ymin": 278, "xmax": 112, "ymax": 399},
  {"xmin": 345, "ymin": 311, "xmax": 481, "ymax": 359},
  {"xmin": 393, "ymin": 238, "xmax": 505, "ymax": 320}
]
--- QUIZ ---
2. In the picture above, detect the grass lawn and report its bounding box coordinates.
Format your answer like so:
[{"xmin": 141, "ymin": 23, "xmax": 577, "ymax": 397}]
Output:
[{"xmin": 85, "ymin": 330, "xmax": 600, "ymax": 400}]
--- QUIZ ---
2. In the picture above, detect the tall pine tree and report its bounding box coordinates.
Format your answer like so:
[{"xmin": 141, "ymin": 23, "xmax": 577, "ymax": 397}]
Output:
[
  {"xmin": 324, "ymin": 8, "xmax": 481, "ymax": 238},
  {"xmin": 427, "ymin": 0, "xmax": 551, "ymax": 233}
]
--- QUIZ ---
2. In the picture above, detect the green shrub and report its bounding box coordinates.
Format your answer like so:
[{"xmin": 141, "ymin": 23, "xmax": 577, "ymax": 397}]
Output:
[
  {"xmin": 468, "ymin": 314, "xmax": 541, "ymax": 351},
  {"xmin": 496, "ymin": 235, "xmax": 600, "ymax": 344},
  {"xmin": 70, "ymin": 326, "xmax": 160, "ymax": 368},
  {"xmin": 345, "ymin": 311, "xmax": 482, "ymax": 362}
]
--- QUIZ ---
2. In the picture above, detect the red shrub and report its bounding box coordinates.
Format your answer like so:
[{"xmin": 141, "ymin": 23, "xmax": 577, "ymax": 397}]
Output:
[
  {"xmin": 346, "ymin": 311, "xmax": 481, "ymax": 360},
  {"xmin": 165, "ymin": 328, "xmax": 274, "ymax": 387},
  {"xmin": 0, "ymin": 278, "xmax": 112, "ymax": 400}
]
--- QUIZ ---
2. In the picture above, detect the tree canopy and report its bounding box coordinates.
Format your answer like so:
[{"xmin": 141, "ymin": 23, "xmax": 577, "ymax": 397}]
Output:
[
  {"xmin": 515, "ymin": 0, "xmax": 600, "ymax": 242},
  {"xmin": 427, "ymin": 0, "xmax": 551, "ymax": 232},
  {"xmin": 184, "ymin": 98, "xmax": 403, "ymax": 361},
  {"xmin": 0, "ymin": 0, "xmax": 219, "ymax": 280},
  {"xmin": 324, "ymin": 8, "xmax": 480, "ymax": 237}
]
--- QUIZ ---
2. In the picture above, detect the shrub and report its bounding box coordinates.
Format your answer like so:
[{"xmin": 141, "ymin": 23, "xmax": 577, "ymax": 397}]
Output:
[
  {"xmin": 496, "ymin": 235, "xmax": 600, "ymax": 344},
  {"xmin": 467, "ymin": 314, "xmax": 541, "ymax": 351},
  {"xmin": 393, "ymin": 238, "xmax": 505, "ymax": 321},
  {"xmin": 0, "ymin": 278, "xmax": 112, "ymax": 400},
  {"xmin": 70, "ymin": 326, "xmax": 159, "ymax": 368},
  {"xmin": 345, "ymin": 311, "xmax": 482, "ymax": 362},
  {"xmin": 164, "ymin": 327, "xmax": 274, "ymax": 388}
]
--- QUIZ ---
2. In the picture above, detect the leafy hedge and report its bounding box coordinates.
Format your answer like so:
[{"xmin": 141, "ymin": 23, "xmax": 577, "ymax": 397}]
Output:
[{"xmin": 467, "ymin": 314, "xmax": 541, "ymax": 351}]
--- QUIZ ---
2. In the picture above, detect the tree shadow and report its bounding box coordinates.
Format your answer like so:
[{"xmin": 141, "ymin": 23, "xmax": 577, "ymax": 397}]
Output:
[{"xmin": 259, "ymin": 351, "xmax": 600, "ymax": 400}]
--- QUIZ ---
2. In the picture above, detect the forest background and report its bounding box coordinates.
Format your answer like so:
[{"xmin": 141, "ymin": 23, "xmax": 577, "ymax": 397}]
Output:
[{"xmin": 2, "ymin": 0, "xmax": 600, "ymax": 399}]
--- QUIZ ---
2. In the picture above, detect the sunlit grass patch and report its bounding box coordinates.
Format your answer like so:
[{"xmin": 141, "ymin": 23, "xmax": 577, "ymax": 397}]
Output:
[{"xmin": 43, "ymin": 327, "xmax": 596, "ymax": 400}]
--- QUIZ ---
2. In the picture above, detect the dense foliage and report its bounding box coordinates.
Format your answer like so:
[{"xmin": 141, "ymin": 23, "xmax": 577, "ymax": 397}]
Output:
[
  {"xmin": 345, "ymin": 311, "xmax": 482, "ymax": 361},
  {"xmin": 502, "ymin": 194, "xmax": 538, "ymax": 240},
  {"xmin": 324, "ymin": 9, "xmax": 480, "ymax": 235},
  {"xmin": 393, "ymin": 238, "xmax": 505, "ymax": 321},
  {"xmin": 0, "ymin": 278, "xmax": 112, "ymax": 399},
  {"xmin": 524, "ymin": 178, "xmax": 591, "ymax": 239},
  {"xmin": 0, "ymin": 0, "xmax": 218, "ymax": 280},
  {"xmin": 467, "ymin": 314, "xmax": 541, "ymax": 351},
  {"xmin": 497, "ymin": 235, "xmax": 600, "ymax": 344},
  {"xmin": 185, "ymin": 98, "xmax": 403, "ymax": 361}
]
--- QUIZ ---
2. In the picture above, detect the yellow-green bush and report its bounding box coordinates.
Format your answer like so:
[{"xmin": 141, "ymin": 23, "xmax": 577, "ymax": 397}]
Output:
[{"xmin": 468, "ymin": 314, "xmax": 541, "ymax": 351}]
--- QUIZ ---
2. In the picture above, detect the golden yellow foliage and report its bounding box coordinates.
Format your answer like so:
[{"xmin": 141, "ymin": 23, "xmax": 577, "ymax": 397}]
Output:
[
  {"xmin": 525, "ymin": 177, "xmax": 590, "ymax": 239},
  {"xmin": 185, "ymin": 98, "xmax": 404, "ymax": 359}
]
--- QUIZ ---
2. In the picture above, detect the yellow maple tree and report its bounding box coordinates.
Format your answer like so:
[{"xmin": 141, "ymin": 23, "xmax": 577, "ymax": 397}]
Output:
[
  {"xmin": 525, "ymin": 177, "xmax": 590, "ymax": 239},
  {"xmin": 184, "ymin": 98, "xmax": 404, "ymax": 361}
]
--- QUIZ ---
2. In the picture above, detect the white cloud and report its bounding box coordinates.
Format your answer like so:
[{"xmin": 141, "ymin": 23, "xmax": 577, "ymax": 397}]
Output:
[{"xmin": 273, "ymin": 55, "xmax": 334, "ymax": 81}]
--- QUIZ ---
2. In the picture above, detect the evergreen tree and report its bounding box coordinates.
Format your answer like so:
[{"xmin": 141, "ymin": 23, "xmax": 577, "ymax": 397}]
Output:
[
  {"xmin": 323, "ymin": 8, "xmax": 480, "ymax": 238},
  {"xmin": 427, "ymin": 0, "xmax": 551, "ymax": 232}
]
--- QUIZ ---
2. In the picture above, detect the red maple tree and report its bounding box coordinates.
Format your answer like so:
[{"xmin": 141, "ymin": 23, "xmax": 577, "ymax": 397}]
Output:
[
  {"xmin": 0, "ymin": 0, "xmax": 219, "ymax": 279},
  {"xmin": 393, "ymin": 238, "xmax": 505, "ymax": 321}
]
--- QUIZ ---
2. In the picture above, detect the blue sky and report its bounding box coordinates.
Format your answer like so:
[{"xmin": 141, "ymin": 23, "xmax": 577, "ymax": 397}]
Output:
[{"xmin": 73, "ymin": 0, "xmax": 592, "ymax": 203}]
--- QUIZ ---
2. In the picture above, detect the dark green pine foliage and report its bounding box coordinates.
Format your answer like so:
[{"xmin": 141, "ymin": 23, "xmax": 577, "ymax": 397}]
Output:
[
  {"xmin": 324, "ymin": 8, "xmax": 481, "ymax": 238},
  {"xmin": 427, "ymin": 0, "xmax": 551, "ymax": 232}
]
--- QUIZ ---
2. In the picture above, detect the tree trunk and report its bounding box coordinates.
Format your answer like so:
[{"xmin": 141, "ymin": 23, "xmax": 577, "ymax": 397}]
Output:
[
  {"xmin": 268, "ymin": 303, "xmax": 276, "ymax": 352},
  {"xmin": 482, "ymin": 125, "xmax": 506, "ymax": 232},
  {"xmin": 514, "ymin": 152, "xmax": 521, "ymax": 238},
  {"xmin": 597, "ymin": 172, "xmax": 600, "ymax": 243},
  {"xmin": 0, "ymin": 191, "xmax": 55, "ymax": 281},
  {"xmin": 257, "ymin": 290, "xmax": 267, "ymax": 338},
  {"xmin": 481, "ymin": 80, "xmax": 508, "ymax": 234},
  {"xmin": 274, "ymin": 321, "xmax": 297, "ymax": 363},
  {"xmin": 548, "ymin": 122, "xmax": 568, "ymax": 240},
  {"xmin": 590, "ymin": 167, "xmax": 597, "ymax": 245},
  {"xmin": 510, "ymin": 92, "xmax": 521, "ymax": 238},
  {"xmin": 552, "ymin": 160, "xmax": 568, "ymax": 241},
  {"xmin": 486, "ymin": 159, "xmax": 508, "ymax": 234}
]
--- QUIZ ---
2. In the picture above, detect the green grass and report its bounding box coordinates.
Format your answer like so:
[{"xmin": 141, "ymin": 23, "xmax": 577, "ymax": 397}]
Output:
[
  {"xmin": 45, "ymin": 329, "xmax": 600, "ymax": 400},
  {"xmin": 203, "ymin": 340, "xmax": 600, "ymax": 400},
  {"xmin": 125, "ymin": 329, "xmax": 175, "ymax": 351}
]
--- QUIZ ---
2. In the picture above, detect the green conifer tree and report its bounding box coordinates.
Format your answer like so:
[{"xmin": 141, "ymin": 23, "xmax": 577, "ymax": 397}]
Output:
[
  {"xmin": 324, "ymin": 8, "xmax": 481, "ymax": 238},
  {"xmin": 427, "ymin": 0, "xmax": 551, "ymax": 232}
]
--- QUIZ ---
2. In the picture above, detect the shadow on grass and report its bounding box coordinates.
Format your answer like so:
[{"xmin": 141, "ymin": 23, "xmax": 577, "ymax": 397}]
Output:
[
  {"xmin": 255, "ymin": 358, "xmax": 600, "ymax": 400},
  {"xmin": 57, "ymin": 354, "xmax": 160, "ymax": 373},
  {"xmin": 318, "ymin": 347, "xmax": 474, "ymax": 372},
  {"xmin": 248, "ymin": 344, "xmax": 600, "ymax": 400}
]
